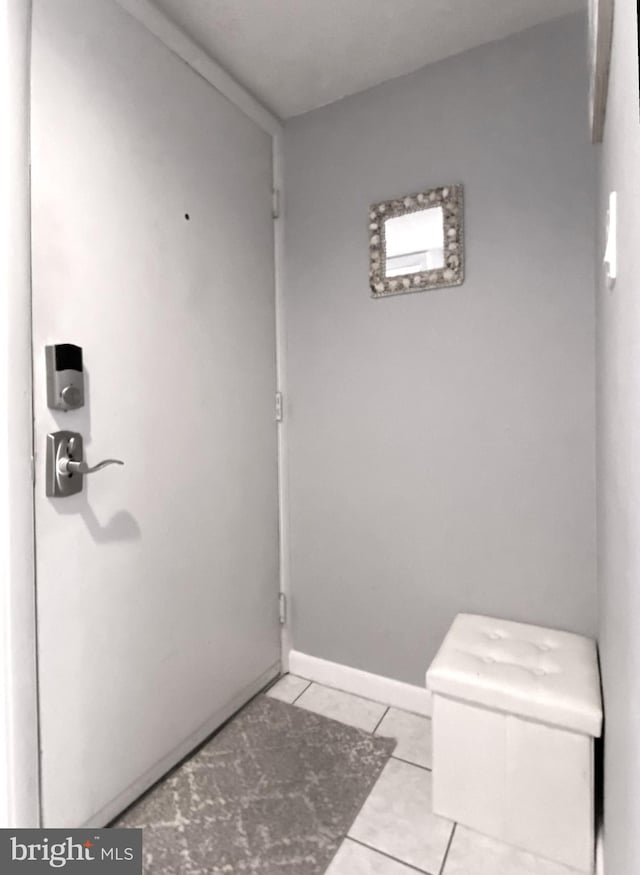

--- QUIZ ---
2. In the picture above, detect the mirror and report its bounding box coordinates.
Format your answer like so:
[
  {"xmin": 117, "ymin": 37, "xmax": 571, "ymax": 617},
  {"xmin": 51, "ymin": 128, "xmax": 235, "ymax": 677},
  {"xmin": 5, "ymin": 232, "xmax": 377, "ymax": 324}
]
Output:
[
  {"xmin": 369, "ymin": 184, "xmax": 464, "ymax": 298},
  {"xmin": 384, "ymin": 208, "xmax": 445, "ymax": 276}
]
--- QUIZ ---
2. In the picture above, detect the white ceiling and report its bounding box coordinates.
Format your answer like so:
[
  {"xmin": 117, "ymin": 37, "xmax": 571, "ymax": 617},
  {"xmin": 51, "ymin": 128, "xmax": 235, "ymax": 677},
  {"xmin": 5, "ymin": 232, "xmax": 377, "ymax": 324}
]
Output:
[{"xmin": 151, "ymin": 0, "xmax": 586, "ymax": 119}]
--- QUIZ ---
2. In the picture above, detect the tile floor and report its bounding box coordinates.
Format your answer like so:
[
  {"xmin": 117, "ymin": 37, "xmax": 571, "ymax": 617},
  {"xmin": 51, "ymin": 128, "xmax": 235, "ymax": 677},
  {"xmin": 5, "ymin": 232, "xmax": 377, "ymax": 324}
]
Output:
[{"xmin": 266, "ymin": 674, "xmax": 586, "ymax": 875}]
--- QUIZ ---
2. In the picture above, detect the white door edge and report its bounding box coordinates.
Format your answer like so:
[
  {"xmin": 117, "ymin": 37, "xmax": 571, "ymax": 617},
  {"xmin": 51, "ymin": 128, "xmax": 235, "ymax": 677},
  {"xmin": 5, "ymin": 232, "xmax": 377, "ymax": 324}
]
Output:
[
  {"xmin": 272, "ymin": 131, "xmax": 292, "ymax": 671},
  {"xmin": 0, "ymin": 0, "xmax": 40, "ymax": 829}
]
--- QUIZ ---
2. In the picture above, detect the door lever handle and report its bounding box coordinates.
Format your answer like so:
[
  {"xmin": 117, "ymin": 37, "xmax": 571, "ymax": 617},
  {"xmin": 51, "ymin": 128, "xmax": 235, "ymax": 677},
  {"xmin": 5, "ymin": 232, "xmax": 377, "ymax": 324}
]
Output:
[
  {"xmin": 46, "ymin": 430, "xmax": 124, "ymax": 497},
  {"xmin": 57, "ymin": 433, "xmax": 124, "ymax": 476},
  {"xmin": 58, "ymin": 457, "xmax": 124, "ymax": 476}
]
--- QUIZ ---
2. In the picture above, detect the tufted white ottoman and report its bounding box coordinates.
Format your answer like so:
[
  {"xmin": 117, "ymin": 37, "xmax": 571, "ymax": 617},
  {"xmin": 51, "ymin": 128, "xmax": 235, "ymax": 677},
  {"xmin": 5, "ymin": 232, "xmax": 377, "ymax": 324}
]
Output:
[{"xmin": 426, "ymin": 613, "xmax": 602, "ymax": 872}]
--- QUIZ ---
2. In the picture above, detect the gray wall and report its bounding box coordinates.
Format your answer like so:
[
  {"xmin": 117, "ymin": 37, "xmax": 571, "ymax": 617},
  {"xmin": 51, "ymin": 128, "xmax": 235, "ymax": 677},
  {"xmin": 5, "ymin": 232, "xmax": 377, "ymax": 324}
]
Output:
[
  {"xmin": 596, "ymin": 0, "xmax": 640, "ymax": 872},
  {"xmin": 283, "ymin": 13, "xmax": 597, "ymax": 685}
]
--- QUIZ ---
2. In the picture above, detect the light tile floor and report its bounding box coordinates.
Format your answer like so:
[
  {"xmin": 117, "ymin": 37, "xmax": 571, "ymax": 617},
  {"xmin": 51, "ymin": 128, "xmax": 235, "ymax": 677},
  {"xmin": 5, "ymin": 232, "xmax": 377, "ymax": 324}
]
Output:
[
  {"xmin": 266, "ymin": 674, "xmax": 586, "ymax": 875},
  {"xmin": 375, "ymin": 706, "xmax": 432, "ymax": 769},
  {"xmin": 294, "ymin": 682, "xmax": 387, "ymax": 733},
  {"xmin": 264, "ymin": 672, "xmax": 310, "ymax": 703}
]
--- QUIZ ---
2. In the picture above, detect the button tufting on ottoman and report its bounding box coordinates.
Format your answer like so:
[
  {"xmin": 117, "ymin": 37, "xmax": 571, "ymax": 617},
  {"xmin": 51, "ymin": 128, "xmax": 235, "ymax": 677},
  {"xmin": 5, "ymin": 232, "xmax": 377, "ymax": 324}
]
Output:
[{"xmin": 426, "ymin": 613, "xmax": 602, "ymax": 873}]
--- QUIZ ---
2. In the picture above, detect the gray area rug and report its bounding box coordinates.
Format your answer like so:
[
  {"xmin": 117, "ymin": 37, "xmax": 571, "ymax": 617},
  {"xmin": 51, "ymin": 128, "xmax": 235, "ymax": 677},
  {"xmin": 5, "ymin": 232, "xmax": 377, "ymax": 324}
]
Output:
[{"xmin": 115, "ymin": 694, "xmax": 395, "ymax": 874}]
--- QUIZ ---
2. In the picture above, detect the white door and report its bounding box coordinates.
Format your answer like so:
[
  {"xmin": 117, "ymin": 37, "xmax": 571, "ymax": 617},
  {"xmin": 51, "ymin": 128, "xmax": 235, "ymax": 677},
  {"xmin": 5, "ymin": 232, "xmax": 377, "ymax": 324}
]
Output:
[{"xmin": 31, "ymin": 0, "xmax": 280, "ymax": 827}]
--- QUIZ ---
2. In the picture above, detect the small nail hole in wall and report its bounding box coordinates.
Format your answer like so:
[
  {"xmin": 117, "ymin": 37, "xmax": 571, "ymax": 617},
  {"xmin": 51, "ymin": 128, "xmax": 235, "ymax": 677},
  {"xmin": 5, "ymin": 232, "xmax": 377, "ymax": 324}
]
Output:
[{"xmin": 184, "ymin": 213, "xmax": 190, "ymax": 220}]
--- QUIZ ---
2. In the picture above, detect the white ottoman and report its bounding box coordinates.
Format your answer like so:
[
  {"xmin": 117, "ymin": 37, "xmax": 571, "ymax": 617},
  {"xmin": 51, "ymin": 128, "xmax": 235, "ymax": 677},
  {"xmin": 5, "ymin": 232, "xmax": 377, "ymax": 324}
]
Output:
[{"xmin": 426, "ymin": 614, "xmax": 602, "ymax": 873}]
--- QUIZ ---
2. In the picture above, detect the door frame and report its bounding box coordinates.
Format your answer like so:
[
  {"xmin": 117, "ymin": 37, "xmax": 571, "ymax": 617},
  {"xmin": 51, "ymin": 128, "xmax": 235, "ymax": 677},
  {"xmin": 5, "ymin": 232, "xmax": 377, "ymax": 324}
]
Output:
[
  {"xmin": 1, "ymin": 0, "xmax": 38, "ymax": 830},
  {"xmin": 1, "ymin": 0, "xmax": 288, "ymax": 828}
]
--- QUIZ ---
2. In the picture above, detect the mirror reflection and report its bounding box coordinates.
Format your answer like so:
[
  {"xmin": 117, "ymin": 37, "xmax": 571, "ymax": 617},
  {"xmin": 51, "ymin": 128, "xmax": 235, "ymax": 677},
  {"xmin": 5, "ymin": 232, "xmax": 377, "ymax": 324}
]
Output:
[{"xmin": 384, "ymin": 207, "xmax": 445, "ymax": 276}]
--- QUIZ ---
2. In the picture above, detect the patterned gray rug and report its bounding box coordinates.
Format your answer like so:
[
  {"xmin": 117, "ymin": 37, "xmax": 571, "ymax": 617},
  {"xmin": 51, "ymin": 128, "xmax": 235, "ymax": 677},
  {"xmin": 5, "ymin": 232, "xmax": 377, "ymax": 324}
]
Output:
[{"xmin": 115, "ymin": 694, "xmax": 395, "ymax": 874}]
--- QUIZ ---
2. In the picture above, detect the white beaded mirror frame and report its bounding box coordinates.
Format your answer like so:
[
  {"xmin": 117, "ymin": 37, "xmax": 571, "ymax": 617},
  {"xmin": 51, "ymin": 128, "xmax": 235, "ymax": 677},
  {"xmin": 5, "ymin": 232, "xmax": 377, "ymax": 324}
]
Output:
[{"xmin": 369, "ymin": 184, "xmax": 464, "ymax": 299}]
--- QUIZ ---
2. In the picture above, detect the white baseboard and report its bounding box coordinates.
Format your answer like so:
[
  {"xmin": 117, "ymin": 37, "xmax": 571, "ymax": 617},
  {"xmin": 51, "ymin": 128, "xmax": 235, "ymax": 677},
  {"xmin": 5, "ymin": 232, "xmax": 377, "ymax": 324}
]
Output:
[{"xmin": 288, "ymin": 651, "xmax": 432, "ymax": 717}]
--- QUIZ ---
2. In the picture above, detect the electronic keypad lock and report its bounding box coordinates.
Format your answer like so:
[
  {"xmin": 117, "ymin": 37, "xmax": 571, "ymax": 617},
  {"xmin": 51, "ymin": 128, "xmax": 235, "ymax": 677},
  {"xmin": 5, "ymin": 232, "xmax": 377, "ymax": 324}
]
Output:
[{"xmin": 45, "ymin": 344, "xmax": 84, "ymax": 411}]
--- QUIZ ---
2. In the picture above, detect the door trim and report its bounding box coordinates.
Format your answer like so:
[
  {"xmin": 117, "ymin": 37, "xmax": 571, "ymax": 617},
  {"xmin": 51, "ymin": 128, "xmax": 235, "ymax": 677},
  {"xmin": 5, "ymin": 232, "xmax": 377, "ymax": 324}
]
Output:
[
  {"xmin": 273, "ymin": 130, "xmax": 293, "ymax": 670},
  {"xmin": 6, "ymin": 0, "xmax": 288, "ymax": 828},
  {"xmin": 1, "ymin": 0, "xmax": 39, "ymax": 828}
]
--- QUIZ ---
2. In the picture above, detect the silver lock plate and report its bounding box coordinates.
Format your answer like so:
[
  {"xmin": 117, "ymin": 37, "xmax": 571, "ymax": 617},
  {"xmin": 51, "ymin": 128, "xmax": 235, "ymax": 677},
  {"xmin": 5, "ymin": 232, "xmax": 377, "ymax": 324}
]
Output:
[
  {"xmin": 45, "ymin": 431, "xmax": 124, "ymax": 497},
  {"xmin": 46, "ymin": 430, "xmax": 84, "ymax": 497},
  {"xmin": 45, "ymin": 345, "xmax": 85, "ymax": 411}
]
